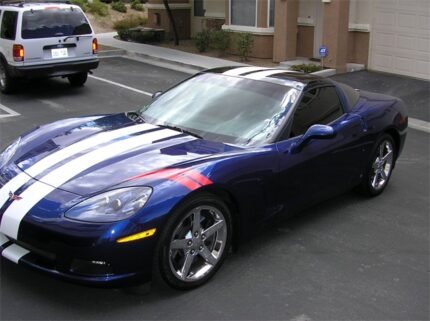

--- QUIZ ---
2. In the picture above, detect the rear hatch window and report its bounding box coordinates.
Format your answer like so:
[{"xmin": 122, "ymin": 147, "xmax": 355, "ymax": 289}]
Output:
[{"xmin": 21, "ymin": 7, "xmax": 92, "ymax": 39}]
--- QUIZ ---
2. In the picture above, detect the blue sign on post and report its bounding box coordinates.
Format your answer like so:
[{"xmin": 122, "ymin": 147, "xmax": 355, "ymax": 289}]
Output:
[{"xmin": 319, "ymin": 46, "xmax": 328, "ymax": 58}]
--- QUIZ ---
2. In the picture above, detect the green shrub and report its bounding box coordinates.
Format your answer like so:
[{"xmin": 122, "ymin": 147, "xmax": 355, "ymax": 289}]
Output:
[
  {"xmin": 118, "ymin": 27, "xmax": 164, "ymax": 43},
  {"xmin": 131, "ymin": 30, "xmax": 154, "ymax": 43},
  {"xmin": 289, "ymin": 64, "xmax": 322, "ymax": 73},
  {"xmin": 117, "ymin": 28, "xmax": 132, "ymax": 40},
  {"xmin": 210, "ymin": 30, "xmax": 230, "ymax": 56},
  {"xmin": 87, "ymin": 0, "xmax": 109, "ymax": 16},
  {"xmin": 111, "ymin": 0, "xmax": 127, "ymax": 13},
  {"xmin": 113, "ymin": 15, "xmax": 147, "ymax": 30},
  {"xmin": 131, "ymin": 0, "xmax": 143, "ymax": 11},
  {"xmin": 194, "ymin": 30, "xmax": 211, "ymax": 52},
  {"xmin": 71, "ymin": 0, "xmax": 88, "ymax": 12},
  {"xmin": 237, "ymin": 32, "xmax": 254, "ymax": 61}
]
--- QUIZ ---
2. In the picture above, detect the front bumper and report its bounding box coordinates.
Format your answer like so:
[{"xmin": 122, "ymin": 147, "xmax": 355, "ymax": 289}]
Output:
[
  {"xmin": 0, "ymin": 228, "xmax": 154, "ymax": 287},
  {"xmin": 8, "ymin": 58, "xmax": 99, "ymax": 79}
]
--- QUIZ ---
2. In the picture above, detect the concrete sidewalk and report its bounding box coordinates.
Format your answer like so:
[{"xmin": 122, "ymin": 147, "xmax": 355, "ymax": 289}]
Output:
[
  {"xmin": 97, "ymin": 32, "xmax": 246, "ymax": 73},
  {"xmin": 96, "ymin": 32, "xmax": 338, "ymax": 77}
]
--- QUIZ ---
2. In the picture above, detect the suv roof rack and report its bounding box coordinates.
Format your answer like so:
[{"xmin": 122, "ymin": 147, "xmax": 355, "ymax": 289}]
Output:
[{"xmin": 0, "ymin": 0, "xmax": 72, "ymax": 7}]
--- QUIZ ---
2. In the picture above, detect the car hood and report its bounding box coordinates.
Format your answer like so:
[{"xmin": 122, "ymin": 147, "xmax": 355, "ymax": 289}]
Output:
[{"xmin": 13, "ymin": 113, "xmax": 238, "ymax": 195}]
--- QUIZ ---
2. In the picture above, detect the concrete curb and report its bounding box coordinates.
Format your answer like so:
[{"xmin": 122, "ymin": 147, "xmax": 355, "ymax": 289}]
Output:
[
  {"xmin": 125, "ymin": 50, "xmax": 205, "ymax": 73},
  {"xmin": 97, "ymin": 32, "xmax": 247, "ymax": 74},
  {"xmin": 98, "ymin": 48, "xmax": 205, "ymax": 74},
  {"xmin": 97, "ymin": 49, "xmax": 206, "ymax": 74},
  {"xmin": 98, "ymin": 49, "xmax": 127, "ymax": 57}
]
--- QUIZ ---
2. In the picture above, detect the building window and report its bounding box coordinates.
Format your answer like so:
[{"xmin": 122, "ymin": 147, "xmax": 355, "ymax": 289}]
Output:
[
  {"xmin": 231, "ymin": 0, "xmax": 256, "ymax": 27},
  {"xmin": 194, "ymin": 0, "xmax": 205, "ymax": 17},
  {"xmin": 269, "ymin": 0, "xmax": 275, "ymax": 27}
]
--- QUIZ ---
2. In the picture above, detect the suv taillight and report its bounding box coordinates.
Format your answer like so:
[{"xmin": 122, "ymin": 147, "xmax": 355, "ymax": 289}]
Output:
[
  {"xmin": 13, "ymin": 44, "xmax": 24, "ymax": 62},
  {"xmin": 92, "ymin": 38, "xmax": 98, "ymax": 54}
]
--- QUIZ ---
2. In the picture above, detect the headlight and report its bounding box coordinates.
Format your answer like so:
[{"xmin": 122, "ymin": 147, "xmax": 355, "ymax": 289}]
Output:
[
  {"xmin": 0, "ymin": 137, "xmax": 21, "ymax": 169},
  {"xmin": 65, "ymin": 187, "xmax": 152, "ymax": 223}
]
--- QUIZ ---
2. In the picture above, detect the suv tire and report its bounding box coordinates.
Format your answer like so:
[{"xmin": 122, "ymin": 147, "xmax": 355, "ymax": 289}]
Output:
[
  {"xmin": 68, "ymin": 72, "xmax": 88, "ymax": 87},
  {"xmin": 0, "ymin": 61, "xmax": 16, "ymax": 94}
]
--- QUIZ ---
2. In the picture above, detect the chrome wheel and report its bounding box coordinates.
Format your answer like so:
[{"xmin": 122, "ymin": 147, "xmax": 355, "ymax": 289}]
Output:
[
  {"xmin": 370, "ymin": 139, "xmax": 394, "ymax": 191},
  {"xmin": 168, "ymin": 205, "xmax": 227, "ymax": 282}
]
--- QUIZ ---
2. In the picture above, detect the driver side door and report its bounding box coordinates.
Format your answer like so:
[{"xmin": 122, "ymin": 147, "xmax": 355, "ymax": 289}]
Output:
[{"xmin": 275, "ymin": 85, "xmax": 367, "ymax": 214}]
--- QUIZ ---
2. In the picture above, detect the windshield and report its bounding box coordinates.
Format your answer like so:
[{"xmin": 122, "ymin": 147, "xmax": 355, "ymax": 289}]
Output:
[
  {"xmin": 139, "ymin": 73, "xmax": 299, "ymax": 146},
  {"xmin": 21, "ymin": 8, "xmax": 92, "ymax": 39}
]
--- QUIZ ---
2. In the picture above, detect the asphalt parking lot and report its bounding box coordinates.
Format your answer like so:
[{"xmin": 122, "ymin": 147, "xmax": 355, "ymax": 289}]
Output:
[{"xmin": 0, "ymin": 57, "xmax": 428, "ymax": 321}]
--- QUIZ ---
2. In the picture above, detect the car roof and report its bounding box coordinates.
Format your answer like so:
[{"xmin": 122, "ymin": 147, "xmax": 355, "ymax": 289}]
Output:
[
  {"xmin": 0, "ymin": 1, "xmax": 77, "ymax": 10},
  {"xmin": 203, "ymin": 66, "xmax": 333, "ymax": 90}
]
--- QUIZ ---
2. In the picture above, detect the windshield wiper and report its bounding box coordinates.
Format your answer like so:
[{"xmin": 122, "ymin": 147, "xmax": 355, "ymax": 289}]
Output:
[
  {"xmin": 126, "ymin": 111, "xmax": 146, "ymax": 123},
  {"xmin": 63, "ymin": 35, "xmax": 92, "ymax": 42},
  {"xmin": 156, "ymin": 123, "xmax": 203, "ymax": 139}
]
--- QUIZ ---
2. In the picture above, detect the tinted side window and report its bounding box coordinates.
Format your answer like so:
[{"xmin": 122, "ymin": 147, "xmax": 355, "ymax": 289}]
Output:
[
  {"xmin": 291, "ymin": 86, "xmax": 344, "ymax": 136},
  {"xmin": 1, "ymin": 11, "xmax": 18, "ymax": 40}
]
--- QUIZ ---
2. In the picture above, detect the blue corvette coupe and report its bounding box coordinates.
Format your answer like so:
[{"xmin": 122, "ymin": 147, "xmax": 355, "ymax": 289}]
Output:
[{"xmin": 0, "ymin": 67, "xmax": 407, "ymax": 289}]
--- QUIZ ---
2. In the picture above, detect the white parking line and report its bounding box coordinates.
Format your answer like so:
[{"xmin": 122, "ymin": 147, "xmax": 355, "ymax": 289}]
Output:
[
  {"xmin": 0, "ymin": 104, "xmax": 20, "ymax": 119},
  {"xmin": 89, "ymin": 74, "xmax": 430, "ymax": 135},
  {"xmin": 409, "ymin": 118, "xmax": 430, "ymax": 134},
  {"xmin": 89, "ymin": 75, "xmax": 153, "ymax": 97}
]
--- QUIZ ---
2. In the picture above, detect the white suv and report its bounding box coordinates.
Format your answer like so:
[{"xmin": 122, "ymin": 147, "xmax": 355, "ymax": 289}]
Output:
[{"xmin": 0, "ymin": 1, "xmax": 99, "ymax": 93}]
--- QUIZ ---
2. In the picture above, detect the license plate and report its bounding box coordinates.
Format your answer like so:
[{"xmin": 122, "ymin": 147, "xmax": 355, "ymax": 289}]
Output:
[{"xmin": 51, "ymin": 48, "xmax": 68, "ymax": 58}]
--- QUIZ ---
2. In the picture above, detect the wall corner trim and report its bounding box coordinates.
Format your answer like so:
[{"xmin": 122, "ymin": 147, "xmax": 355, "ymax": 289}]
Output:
[
  {"xmin": 221, "ymin": 25, "xmax": 275, "ymax": 35},
  {"xmin": 348, "ymin": 23, "xmax": 371, "ymax": 32}
]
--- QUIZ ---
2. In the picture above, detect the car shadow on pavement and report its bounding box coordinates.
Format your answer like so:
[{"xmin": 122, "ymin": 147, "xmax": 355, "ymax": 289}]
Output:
[
  {"xmin": 10, "ymin": 77, "xmax": 89, "ymax": 99},
  {"xmin": 0, "ymin": 189, "xmax": 376, "ymax": 320}
]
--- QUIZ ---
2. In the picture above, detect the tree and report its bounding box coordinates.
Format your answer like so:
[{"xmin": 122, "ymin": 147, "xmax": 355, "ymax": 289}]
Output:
[{"xmin": 163, "ymin": 0, "xmax": 179, "ymax": 46}]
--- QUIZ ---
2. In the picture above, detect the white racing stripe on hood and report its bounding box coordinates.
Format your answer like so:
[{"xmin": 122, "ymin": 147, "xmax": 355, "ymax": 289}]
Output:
[
  {"xmin": 0, "ymin": 232, "xmax": 9, "ymax": 246},
  {"xmin": 0, "ymin": 128, "xmax": 180, "ymax": 240},
  {"xmin": 0, "ymin": 122, "xmax": 156, "ymax": 211}
]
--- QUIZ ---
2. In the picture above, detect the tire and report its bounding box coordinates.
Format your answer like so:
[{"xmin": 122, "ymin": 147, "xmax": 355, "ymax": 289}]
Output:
[
  {"xmin": 155, "ymin": 193, "xmax": 232, "ymax": 290},
  {"xmin": 68, "ymin": 72, "xmax": 88, "ymax": 87},
  {"xmin": 0, "ymin": 60, "xmax": 16, "ymax": 94},
  {"xmin": 359, "ymin": 134, "xmax": 396, "ymax": 196}
]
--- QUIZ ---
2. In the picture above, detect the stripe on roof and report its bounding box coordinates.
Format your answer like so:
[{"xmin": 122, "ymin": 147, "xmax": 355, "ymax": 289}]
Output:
[
  {"xmin": 243, "ymin": 69, "xmax": 289, "ymax": 80},
  {"xmin": 222, "ymin": 66, "xmax": 268, "ymax": 76}
]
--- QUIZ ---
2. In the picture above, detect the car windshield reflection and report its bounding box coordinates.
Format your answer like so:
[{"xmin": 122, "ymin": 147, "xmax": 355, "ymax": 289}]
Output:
[{"xmin": 140, "ymin": 73, "xmax": 299, "ymax": 146}]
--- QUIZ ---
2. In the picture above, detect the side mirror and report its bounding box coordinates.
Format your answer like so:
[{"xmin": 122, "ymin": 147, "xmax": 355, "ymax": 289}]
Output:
[
  {"xmin": 291, "ymin": 124, "xmax": 335, "ymax": 153},
  {"xmin": 152, "ymin": 91, "xmax": 162, "ymax": 100}
]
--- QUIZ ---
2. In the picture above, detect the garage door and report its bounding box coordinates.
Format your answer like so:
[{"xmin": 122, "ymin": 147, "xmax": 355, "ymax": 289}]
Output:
[{"xmin": 369, "ymin": 0, "xmax": 430, "ymax": 80}]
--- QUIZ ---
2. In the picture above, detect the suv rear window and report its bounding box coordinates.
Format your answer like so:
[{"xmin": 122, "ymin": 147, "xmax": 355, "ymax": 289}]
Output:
[{"xmin": 21, "ymin": 8, "xmax": 92, "ymax": 39}]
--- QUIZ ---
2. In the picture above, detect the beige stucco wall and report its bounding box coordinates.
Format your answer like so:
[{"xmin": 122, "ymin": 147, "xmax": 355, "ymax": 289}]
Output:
[
  {"xmin": 349, "ymin": 0, "xmax": 371, "ymax": 24},
  {"xmin": 251, "ymin": 34, "xmax": 274, "ymax": 59},
  {"xmin": 348, "ymin": 31, "xmax": 370, "ymax": 66},
  {"xmin": 322, "ymin": 0, "xmax": 350, "ymax": 71},
  {"xmin": 228, "ymin": 33, "xmax": 274, "ymax": 59},
  {"xmin": 298, "ymin": 0, "xmax": 318, "ymax": 23},
  {"xmin": 257, "ymin": 0, "xmax": 268, "ymax": 28}
]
